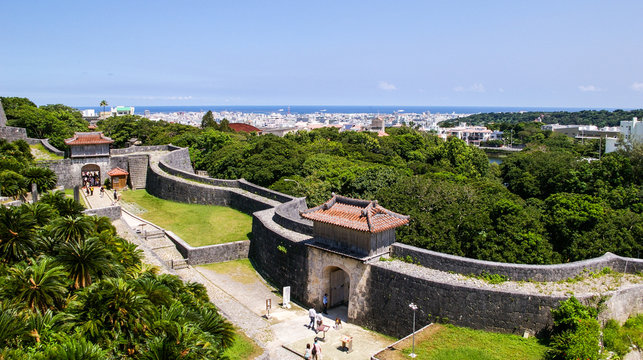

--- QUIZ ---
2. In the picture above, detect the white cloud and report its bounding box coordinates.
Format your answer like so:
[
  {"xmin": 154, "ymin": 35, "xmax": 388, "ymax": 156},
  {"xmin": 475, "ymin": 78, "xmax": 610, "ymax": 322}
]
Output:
[
  {"xmin": 631, "ymin": 82, "xmax": 643, "ymax": 91},
  {"xmin": 454, "ymin": 83, "xmax": 485, "ymax": 93},
  {"xmin": 578, "ymin": 85, "xmax": 601, "ymax": 92},
  {"xmin": 378, "ymin": 81, "xmax": 397, "ymax": 91}
]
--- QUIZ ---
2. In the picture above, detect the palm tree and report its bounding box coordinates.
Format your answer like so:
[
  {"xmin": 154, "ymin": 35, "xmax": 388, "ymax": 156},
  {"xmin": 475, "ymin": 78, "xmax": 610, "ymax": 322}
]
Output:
[
  {"xmin": 54, "ymin": 237, "xmax": 114, "ymax": 289},
  {"xmin": 50, "ymin": 216, "xmax": 93, "ymax": 243},
  {"xmin": 0, "ymin": 303, "xmax": 29, "ymax": 348},
  {"xmin": 7, "ymin": 258, "xmax": 68, "ymax": 313},
  {"xmin": 20, "ymin": 167, "xmax": 57, "ymax": 193},
  {"xmin": 99, "ymin": 100, "xmax": 108, "ymax": 115},
  {"xmin": 196, "ymin": 306, "xmax": 235, "ymax": 349},
  {"xmin": 41, "ymin": 336, "xmax": 107, "ymax": 360},
  {"xmin": 0, "ymin": 205, "xmax": 37, "ymax": 263},
  {"xmin": 20, "ymin": 203, "xmax": 55, "ymax": 228}
]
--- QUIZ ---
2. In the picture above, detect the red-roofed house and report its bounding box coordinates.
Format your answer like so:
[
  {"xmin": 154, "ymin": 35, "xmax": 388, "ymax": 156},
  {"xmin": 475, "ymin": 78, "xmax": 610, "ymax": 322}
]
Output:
[
  {"xmin": 64, "ymin": 132, "xmax": 113, "ymax": 158},
  {"xmin": 107, "ymin": 167, "xmax": 129, "ymax": 190},
  {"xmin": 301, "ymin": 194, "xmax": 409, "ymax": 258},
  {"xmin": 228, "ymin": 123, "xmax": 263, "ymax": 134}
]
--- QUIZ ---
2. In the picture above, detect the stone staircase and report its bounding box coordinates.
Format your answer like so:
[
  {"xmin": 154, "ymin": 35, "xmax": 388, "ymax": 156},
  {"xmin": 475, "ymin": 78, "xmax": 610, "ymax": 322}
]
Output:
[{"xmin": 127, "ymin": 155, "xmax": 149, "ymax": 189}]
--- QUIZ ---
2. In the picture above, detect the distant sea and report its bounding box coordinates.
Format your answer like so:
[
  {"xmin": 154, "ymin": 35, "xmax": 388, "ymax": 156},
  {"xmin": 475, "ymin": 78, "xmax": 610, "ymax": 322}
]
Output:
[{"xmin": 76, "ymin": 105, "xmax": 628, "ymax": 115}]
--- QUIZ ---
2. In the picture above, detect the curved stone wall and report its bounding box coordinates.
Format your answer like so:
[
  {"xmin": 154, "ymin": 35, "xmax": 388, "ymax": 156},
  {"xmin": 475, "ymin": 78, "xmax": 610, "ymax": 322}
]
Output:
[
  {"xmin": 145, "ymin": 147, "xmax": 643, "ymax": 337},
  {"xmin": 392, "ymin": 243, "xmax": 643, "ymax": 282}
]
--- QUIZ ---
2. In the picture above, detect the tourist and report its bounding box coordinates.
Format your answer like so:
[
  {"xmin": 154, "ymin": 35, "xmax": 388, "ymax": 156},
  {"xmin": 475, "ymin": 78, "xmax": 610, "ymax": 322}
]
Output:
[
  {"xmin": 112, "ymin": 189, "xmax": 118, "ymax": 205},
  {"xmin": 308, "ymin": 308, "xmax": 317, "ymax": 331},
  {"xmin": 322, "ymin": 293, "xmax": 328, "ymax": 314},
  {"xmin": 304, "ymin": 343, "xmax": 311, "ymax": 359},
  {"xmin": 312, "ymin": 338, "xmax": 322, "ymax": 360},
  {"xmin": 316, "ymin": 312, "xmax": 323, "ymax": 333},
  {"xmin": 99, "ymin": 186, "xmax": 104, "ymax": 198},
  {"xmin": 90, "ymin": 186, "xmax": 94, "ymax": 196},
  {"xmin": 334, "ymin": 317, "xmax": 342, "ymax": 330}
]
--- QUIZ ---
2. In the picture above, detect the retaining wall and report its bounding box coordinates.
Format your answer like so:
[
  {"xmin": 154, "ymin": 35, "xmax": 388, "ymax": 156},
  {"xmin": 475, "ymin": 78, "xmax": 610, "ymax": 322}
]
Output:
[
  {"xmin": 0, "ymin": 126, "xmax": 28, "ymax": 142},
  {"xmin": 39, "ymin": 138, "xmax": 64, "ymax": 157},
  {"xmin": 249, "ymin": 208, "xmax": 311, "ymax": 306},
  {"xmin": 165, "ymin": 231, "xmax": 250, "ymax": 265},
  {"xmin": 83, "ymin": 205, "xmax": 122, "ymax": 220},
  {"xmin": 273, "ymin": 198, "xmax": 313, "ymax": 235},
  {"xmin": 146, "ymin": 157, "xmax": 279, "ymax": 215},
  {"xmin": 392, "ymin": 243, "xmax": 643, "ymax": 282},
  {"xmin": 110, "ymin": 145, "xmax": 174, "ymax": 155}
]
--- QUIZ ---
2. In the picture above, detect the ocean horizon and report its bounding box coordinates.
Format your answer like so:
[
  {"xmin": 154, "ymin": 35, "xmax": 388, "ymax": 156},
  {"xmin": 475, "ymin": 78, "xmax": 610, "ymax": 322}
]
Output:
[{"xmin": 75, "ymin": 105, "xmax": 634, "ymax": 116}]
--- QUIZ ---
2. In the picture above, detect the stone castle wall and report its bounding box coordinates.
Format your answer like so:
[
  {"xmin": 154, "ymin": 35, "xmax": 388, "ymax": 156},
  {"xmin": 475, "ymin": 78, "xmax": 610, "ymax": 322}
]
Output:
[
  {"xmin": 165, "ymin": 230, "xmax": 250, "ymax": 265},
  {"xmin": 141, "ymin": 148, "xmax": 642, "ymax": 337},
  {"xmin": 392, "ymin": 243, "xmax": 643, "ymax": 282}
]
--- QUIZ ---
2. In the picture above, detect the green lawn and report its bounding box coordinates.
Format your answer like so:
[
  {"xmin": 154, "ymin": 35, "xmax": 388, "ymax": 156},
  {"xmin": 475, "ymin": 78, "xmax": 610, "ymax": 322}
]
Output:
[
  {"xmin": 384, "ymin": 324, "xmax": 548, "ymax": 360},
  {"xmin": 198, "ymin": 259, "xmax": 258, "ymax": 284},
  {"xmin": 120, "ymin": 190, "xmax": 252, "ymax": 247},
  {"xmin": 223, "ymin": 330, "xmax": 263, "ymax": 359}
]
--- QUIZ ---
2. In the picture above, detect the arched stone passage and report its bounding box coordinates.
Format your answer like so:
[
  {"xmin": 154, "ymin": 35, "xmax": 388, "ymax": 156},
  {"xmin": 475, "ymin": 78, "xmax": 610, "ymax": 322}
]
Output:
[
  {"xmin": 81, "ymin": 164, "xmax": 101, "ymax": 186},
  {"xmin": 323, "ymin": 266, "xmax": 350, "ymax": 308}
]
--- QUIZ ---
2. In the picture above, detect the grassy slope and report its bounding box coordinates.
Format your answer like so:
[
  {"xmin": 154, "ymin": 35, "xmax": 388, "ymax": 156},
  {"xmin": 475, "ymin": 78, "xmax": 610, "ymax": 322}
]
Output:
[
  {"xmin": 30, "ymin": 143, "xmax": 63, "ymax": 160},
  {"xmin": 120, "ymin": 190, "xmax": 253, "ymax": 246},
  {"xmin": 223, "ymin": 330, "xmax": 263, "ymax": 360},
  {"xmin": 397, "ymin": 324, "xmax": 548, "ymax": 360}
]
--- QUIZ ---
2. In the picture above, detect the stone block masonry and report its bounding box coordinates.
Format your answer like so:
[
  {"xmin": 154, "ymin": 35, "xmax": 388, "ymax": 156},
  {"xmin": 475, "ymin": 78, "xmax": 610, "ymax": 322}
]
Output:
[
  {"xmin": 127, "ymin": 155, "xmax": 149, "ymax": 189},
  {"xmin": 83, "ymin": 205, "xmax": 122, "ymax": 220},
  {"xmin": 392, "ymin": 243, "xmax": 643, "ymax": 282},
  {"xmin": 164, "ymin": 231, "xmax": 250, "ymax": 265}
]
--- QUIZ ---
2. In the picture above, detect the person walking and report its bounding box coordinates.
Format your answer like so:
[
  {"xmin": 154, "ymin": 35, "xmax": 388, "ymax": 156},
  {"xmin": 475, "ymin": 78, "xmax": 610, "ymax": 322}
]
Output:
[
  {"xmin": 322, "ymin": 293, "xmax": 328, "ymax": 314},
  {"xmin": 99, "ymin": 186, "xmax": 104, "ymax": 198},
  {"xmin": 90, "ymin": 186, "xmax": 94, "ymax": 196},
  {"xmin": 315, "ymin": 312, "xmax": 323, "ymax": 334},
  {"xmin": 308, "ymin": 308, "xmax": 317, "ymax": 332},
  {"xmin": 312, "ymin": 338, "xmax": 322, "ymax": 360},
  {"xmin": 304, "ymin": 343, "xmax": 311, "ymax": 359}
]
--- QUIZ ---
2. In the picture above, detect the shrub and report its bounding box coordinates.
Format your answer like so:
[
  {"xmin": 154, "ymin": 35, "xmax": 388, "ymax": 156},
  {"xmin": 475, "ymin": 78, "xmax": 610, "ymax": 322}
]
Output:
[{"xmin": 547, "ymin": 296, "xmax": 600, "ymax": 360}]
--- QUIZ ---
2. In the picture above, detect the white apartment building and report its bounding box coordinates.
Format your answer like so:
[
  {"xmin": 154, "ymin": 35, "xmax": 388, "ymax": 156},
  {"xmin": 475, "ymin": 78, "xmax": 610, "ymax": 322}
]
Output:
[{"xmin": 605, "ymin": 117, "xmax": 643, "ymax": 153}]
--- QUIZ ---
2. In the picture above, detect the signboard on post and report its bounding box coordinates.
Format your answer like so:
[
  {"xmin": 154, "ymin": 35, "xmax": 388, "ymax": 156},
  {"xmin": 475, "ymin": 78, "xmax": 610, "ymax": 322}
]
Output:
[
  {"xmin": 265, "ymin": 298, "xmax": 272, "ymax": 319},
  {"xmin": 283, "ymin": 286, "xmax": 291, "ymax": 308}
]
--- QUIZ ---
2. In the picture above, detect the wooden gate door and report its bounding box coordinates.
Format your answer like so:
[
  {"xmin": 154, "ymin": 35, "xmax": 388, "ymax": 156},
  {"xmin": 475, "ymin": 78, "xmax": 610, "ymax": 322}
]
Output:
[{"xmin": 330, "ymin": 269, "xmax": 346, "ymax": 307}]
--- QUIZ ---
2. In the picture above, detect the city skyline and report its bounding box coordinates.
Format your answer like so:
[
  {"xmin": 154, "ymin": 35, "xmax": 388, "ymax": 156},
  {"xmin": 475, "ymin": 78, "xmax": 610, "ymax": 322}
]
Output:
[{"xmin": 1, "ymin": 0, "xmax": 643, "ymax": 108}]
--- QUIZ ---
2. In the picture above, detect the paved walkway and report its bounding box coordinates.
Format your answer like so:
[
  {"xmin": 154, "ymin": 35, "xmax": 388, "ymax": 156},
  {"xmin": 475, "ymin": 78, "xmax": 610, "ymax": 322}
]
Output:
[{"xmin": 86, "ymin": 191, "xmax": 392, "ymax": 359}]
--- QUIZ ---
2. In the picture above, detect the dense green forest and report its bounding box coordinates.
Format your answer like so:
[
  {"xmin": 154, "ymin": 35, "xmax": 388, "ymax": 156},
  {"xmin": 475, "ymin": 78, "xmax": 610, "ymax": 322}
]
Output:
[
  {"xmin": 0, "ymin": 138, "xmax": 235, "ymax": 359},
  {"xmin": 1, "ymin": 97, "xmax": 88, "ymax": 150},
  {"xmin": 443, "ymin": 109, "xmax": 643, "ymax": 128},
  {"xmin": 91, "ymin": 112, "xmax": 642, "ymax": 265},
  {"xmin": 3, "ymin": 97, "xmax": 641, "ymax": 265}
]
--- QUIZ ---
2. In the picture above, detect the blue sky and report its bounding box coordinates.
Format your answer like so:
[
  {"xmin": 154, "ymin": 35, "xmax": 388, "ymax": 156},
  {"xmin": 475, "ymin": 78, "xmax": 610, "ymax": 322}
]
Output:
[{"xmin": 1, "ymin": 0, "xmax": 642, "ymax": 108}]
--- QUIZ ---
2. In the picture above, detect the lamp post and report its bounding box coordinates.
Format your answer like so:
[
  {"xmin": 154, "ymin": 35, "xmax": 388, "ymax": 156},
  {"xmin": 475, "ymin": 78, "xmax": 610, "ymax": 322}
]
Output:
[{"xmin": 409, "ymin": 303, "xmax": 418, "ymax": 358}]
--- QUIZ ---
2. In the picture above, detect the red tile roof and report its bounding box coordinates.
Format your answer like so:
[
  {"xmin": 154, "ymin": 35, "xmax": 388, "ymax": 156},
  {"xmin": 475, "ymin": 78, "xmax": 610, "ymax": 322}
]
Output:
[
  {"xmin": 228, "ymin": 123, "xmax": 262, "ymax": 133},
  {"xmin": 300, "ymin": 194, "xmax": 409, "ymax": 233},
  {"xmin": 107, "ymin": 167, "xmax": 129, "ymax": 176},
  {"xmin": 64, "ymin": 132, "xmax": 114, "ymax": 145}
]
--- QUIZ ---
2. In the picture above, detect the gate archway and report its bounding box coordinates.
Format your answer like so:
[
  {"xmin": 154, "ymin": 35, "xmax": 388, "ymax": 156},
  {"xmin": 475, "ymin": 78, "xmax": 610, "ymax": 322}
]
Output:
[
  {"xmin": 81, "ymin": 164, "xmax": 101, "ymax": 186},
  {"xmin": 323, "ymin": 266, "xmax": 350, "ymax": 308}
]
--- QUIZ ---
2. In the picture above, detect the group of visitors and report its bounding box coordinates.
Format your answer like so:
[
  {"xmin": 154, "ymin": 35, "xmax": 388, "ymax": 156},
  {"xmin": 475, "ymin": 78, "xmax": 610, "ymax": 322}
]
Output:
[
  {"xmin": 82, "ymin": 171, "xmax": 100, "ymax": 186},
  {"xmin": 304, "ymin": 294, "xmax": 343, "ymax": 359}
]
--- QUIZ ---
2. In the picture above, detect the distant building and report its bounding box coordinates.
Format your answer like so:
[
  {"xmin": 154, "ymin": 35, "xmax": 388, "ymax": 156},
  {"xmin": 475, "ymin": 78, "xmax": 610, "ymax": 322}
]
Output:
[
  {"xmin": 605, "ymin": 117, "xmax": 643, "ymax": 153},
  {"xmin": 111, "ymin": 106, "xmax": 135, "ymax": 116},
  {"xmin": 542, "ymin": 124, "xmax": 620, "ymax": 139},
  {"xmin": 440, "ymin": 123, "xmax": 493, "ymax": 144},
  {"xmin": 369, "ymin": 117, "xmax": 385, "ymax": 132},
  {"xmin": 228, "ymin": 123, "xmax": 263, "ymax": 134},
  {"xmin": 81, "ymin": 109, "xmax": 96, "ymax": 117},
  {"xmin": 260, "ymin": 127, "xmax": 298, "ymax": 137}
]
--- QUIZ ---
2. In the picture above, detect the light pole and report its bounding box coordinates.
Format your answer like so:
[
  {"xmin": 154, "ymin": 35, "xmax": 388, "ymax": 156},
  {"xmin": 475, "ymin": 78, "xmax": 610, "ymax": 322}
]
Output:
[{"xmin": 409, "ymin": 303, "xmax": 418, "ymax": 358}]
